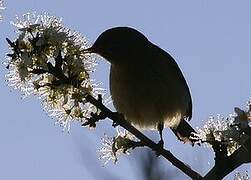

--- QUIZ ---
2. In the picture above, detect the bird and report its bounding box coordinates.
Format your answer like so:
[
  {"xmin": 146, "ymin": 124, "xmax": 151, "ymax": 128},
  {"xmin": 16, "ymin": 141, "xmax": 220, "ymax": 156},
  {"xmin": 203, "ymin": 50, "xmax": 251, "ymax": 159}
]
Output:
[{"xmin": 84, "ymin": 27, "xmax": 195, "ymax": 145}]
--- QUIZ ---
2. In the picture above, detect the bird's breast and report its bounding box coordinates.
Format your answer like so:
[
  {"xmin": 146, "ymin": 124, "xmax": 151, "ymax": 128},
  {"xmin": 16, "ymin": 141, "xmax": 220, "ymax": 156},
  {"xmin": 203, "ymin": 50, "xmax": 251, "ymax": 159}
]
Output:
[{"xmin": 109, "ymin": 58, "xmax": 191, "ymax": 130}]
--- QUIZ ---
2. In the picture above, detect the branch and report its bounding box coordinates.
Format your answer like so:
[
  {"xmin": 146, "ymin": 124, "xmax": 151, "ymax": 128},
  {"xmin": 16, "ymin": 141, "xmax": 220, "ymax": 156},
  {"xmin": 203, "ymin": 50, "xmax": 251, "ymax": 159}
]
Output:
[
  {"xmin": 203, "ymin": 127, "xmax": 251, "ymax": 179},
  {"xmin": 6, "ymin": 33, "xmax": 250, "ymax": 179},
  {"xmin": 85, "ymin": 95, "xmax": 202, "ymax": 180}
]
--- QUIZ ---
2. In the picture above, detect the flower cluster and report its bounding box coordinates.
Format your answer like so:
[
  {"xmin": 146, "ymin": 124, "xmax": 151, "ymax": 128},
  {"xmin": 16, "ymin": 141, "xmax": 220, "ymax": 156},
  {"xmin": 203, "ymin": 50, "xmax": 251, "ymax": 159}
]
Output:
[
  {"xmin": 192, "ymin": 103, "xmax": 251, "ymax": 156},
  {"xmin": 234, "ymin": 171, "xmax": 249, "ymax": 180},
  {"xmin": 5, "ymin": 12, "xmax": 100, "ymax": 130},
  {"xmin": 98, "ymin": 128, "xmax": 138, "ymax": 165}
]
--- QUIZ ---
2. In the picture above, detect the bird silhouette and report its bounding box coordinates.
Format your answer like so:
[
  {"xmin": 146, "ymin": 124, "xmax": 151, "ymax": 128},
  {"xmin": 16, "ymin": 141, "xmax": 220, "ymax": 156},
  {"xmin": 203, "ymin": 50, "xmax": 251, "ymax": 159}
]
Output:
[{"xmin": 84, "ymin": 27, "xmax": 195, "ymax": 145}]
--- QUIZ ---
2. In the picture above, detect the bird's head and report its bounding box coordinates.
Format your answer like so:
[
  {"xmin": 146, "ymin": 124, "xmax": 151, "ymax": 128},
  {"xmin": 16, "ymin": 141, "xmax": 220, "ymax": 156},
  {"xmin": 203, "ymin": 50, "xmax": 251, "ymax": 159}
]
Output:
[{"xmin": 84, "ymin": 27, "xmax": 149, "ymax": 64}]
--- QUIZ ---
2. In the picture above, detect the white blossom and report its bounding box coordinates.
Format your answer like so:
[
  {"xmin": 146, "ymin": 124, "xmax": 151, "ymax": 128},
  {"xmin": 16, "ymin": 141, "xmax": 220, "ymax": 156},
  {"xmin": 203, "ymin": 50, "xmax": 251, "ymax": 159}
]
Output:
[
  {"xmin": 234, "ymin": 171, "xmax": 249, "ymax": 180},
  {"xmin": 98, "ymin": 134, "xmax": 118, "ymax": 165},
  {"xmin": 192, "ymin": 103, "xmax": 251, "ymax": 156},
  {"xmin": 5, "ymin": 12, "xmax": 101, "ymax": 130},
  {"xmin": 98, "ymin": 128, "xmax": 137, "ymax": 165}
]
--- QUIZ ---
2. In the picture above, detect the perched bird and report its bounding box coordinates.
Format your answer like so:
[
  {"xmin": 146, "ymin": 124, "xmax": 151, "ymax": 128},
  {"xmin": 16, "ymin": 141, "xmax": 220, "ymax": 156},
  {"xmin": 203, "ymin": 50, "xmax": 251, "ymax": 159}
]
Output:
[{"xmin": 84, "ymin": 27, "xmax": 195, "ymax": 145}]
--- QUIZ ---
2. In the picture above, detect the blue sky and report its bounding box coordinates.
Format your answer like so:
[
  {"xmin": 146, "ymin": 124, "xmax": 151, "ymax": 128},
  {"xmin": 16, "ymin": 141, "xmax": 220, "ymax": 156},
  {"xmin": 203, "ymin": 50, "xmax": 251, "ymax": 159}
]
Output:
[{"xmin": 0, "ymin": 0, "xmax": 251, "ymax": 179}]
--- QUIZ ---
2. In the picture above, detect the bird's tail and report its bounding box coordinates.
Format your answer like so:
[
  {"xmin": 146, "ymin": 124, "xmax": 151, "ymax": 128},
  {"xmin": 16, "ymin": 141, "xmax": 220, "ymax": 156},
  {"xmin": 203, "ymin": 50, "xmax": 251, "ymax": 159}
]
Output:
[{"xmin": 171, "ymin": 120, "xmax": 197, "ymax": 145}]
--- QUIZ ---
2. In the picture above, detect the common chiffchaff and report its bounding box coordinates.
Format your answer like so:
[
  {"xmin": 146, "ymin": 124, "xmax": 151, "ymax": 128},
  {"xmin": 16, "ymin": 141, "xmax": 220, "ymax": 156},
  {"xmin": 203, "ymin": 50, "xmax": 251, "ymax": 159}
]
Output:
[{"xmin": 84, "ymin": 27, "xmax": 195, "ymax": 144}]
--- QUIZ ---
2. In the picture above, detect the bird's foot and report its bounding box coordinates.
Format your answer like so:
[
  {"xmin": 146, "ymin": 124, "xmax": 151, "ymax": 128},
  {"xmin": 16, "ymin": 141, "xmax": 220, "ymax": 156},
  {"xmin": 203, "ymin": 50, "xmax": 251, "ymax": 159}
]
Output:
[
  {"xmin": 157, "ymin": 139, "xmax": 164, "ymax": 148},
  {"xmin": 155, "ymin": 139, "xmax": 164, "ymax": 156},
  {"xmin": 157, "ymin": 122, "xmax": 164, "ymax": 148},
  {"xmin": 111, "ymin": 112, "xmax": 124, "ymax": 127}
]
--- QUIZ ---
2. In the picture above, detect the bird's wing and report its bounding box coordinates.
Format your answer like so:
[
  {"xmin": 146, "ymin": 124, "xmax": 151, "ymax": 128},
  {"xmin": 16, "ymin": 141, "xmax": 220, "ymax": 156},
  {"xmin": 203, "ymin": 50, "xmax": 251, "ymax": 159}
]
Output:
[{"xmin": 148, "ymin": 44, "xmax": 193, "ymax": 120}]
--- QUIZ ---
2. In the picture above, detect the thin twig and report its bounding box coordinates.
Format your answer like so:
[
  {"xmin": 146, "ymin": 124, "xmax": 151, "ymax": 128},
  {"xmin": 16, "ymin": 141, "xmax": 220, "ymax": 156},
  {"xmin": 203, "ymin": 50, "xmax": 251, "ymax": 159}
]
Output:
[{"xmin": 85, "ymin": 94, "xmax": 202, "ymax": 180}]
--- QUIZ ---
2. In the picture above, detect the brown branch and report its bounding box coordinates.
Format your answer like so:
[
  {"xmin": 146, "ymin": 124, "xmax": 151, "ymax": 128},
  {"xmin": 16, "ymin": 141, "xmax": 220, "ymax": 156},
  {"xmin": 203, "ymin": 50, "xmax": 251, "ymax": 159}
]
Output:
[{"xmin": 85, "ymin": 94, "xmax": 202, "ymax": 180}]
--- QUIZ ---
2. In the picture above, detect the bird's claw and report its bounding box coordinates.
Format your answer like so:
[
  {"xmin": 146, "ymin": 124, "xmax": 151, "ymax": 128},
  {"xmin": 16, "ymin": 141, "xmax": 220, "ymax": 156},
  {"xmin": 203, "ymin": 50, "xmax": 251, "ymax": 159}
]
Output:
[
  {"xmin": 112, "ymin": 121, "xmax": 119, "ymax": 127},
  {"xmin": 157, "ymin": 139, "xmax": 164, "ymax": 148}
]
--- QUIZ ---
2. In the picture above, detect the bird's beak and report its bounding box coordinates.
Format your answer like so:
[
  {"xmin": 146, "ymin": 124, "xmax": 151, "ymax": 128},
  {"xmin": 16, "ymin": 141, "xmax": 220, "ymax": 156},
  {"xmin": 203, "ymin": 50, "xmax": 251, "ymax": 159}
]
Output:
[{"xmin": 81, "ymin": 46, "xmax": 95, "ymax": 54}]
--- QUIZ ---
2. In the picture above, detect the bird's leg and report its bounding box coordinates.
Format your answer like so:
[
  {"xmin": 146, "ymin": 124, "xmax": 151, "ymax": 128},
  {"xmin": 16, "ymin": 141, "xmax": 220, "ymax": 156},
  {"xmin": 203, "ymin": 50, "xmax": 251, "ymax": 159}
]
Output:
[{"xmin": 157, "ymin": 122, "xmax": 164, "ymax": 148}]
